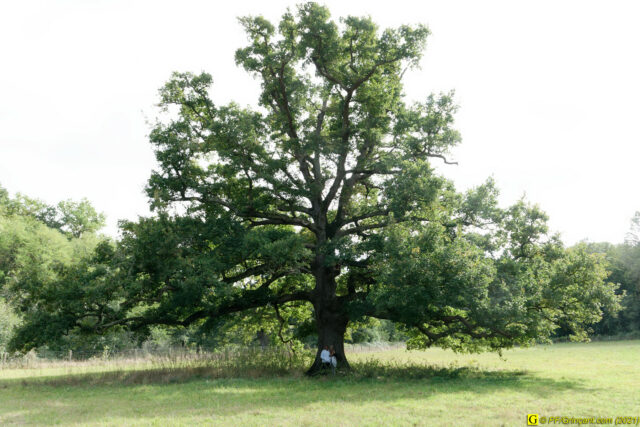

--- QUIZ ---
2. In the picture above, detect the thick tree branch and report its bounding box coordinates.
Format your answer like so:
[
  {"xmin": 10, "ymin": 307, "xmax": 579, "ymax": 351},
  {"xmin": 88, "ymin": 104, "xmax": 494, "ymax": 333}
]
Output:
[
  {"xmin": 426, "ymin": 153, "xmax": 458, "ymax": 165},
  {"xmin": 97, "ymin": 288, "xmax": 312, "ymax": 332},
  {"xmin": 341, "ymin": 209, "xmax": 390, "ymax": 226},
  {"xmin": 323, "ymin": 90, "xmax": 354, "ymax": 211}
]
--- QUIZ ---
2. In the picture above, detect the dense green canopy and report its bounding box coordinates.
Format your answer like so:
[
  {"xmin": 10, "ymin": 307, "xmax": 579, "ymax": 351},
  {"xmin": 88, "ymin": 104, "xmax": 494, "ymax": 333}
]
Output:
[{"xmin": 0, "ymin": 185, "xmax": 105, "ymax": 351}]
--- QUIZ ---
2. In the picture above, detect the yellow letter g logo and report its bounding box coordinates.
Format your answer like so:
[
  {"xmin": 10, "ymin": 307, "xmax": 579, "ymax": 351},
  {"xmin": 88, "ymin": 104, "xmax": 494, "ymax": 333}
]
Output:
[{"xmin": 527, "ymin": 414, "xmax": 539, "ymax": 425}]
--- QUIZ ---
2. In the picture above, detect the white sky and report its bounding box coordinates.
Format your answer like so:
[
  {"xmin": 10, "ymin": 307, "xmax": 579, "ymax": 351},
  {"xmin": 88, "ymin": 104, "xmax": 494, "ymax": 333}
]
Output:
[{"xmin": 1, "ymin": 0, "xmax": 638, "ymax": 245}]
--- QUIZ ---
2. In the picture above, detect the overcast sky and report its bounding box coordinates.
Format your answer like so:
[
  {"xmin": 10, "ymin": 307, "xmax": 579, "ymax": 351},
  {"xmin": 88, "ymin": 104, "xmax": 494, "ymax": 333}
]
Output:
[{"xmin": 1, "ymin": 0, "xmax": 638, "ymax": 244}]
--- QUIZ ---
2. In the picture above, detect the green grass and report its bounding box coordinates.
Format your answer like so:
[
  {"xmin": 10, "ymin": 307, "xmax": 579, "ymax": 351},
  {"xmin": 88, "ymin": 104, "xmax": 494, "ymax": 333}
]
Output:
[{"xmin": 1, "ymin": 341, "xmax": 638, "ymax": 426}]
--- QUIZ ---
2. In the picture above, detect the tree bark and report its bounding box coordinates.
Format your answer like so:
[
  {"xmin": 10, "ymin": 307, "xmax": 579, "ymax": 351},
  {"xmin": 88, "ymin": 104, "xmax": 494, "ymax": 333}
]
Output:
[
  {"xmin": 256, "ymin": 329, "xmax": 269, "ymax": 350},
  {"xmin": 305, "ymin": 266, "xmax": 350, "ymax": 375}
]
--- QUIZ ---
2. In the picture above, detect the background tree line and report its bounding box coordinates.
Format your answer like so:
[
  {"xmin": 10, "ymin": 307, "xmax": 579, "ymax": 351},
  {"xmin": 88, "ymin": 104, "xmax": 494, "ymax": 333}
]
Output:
[{"xmin": 584, "ymin": 212, "xmax": 640, "ymax": 337}]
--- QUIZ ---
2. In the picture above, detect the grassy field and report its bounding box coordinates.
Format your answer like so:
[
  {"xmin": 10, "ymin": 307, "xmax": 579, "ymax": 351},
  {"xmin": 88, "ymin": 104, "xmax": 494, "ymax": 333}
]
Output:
[{"xmin": 1, "ymin": 340, "xmax": 638, "ymax": 426}]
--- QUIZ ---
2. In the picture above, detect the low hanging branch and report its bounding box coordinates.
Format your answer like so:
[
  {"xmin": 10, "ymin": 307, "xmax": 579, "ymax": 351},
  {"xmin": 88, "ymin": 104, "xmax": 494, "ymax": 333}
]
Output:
[{"xmin": 273, "ymin": 302, "xmax": 297, "ymax": 355}]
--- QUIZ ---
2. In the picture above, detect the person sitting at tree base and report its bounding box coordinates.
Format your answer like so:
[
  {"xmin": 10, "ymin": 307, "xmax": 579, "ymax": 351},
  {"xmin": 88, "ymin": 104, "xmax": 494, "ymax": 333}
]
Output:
[
  {"xmin": 320, "ymin": 345, "xmax": 335, "ymax": 374},
  {"xmin": 329, "ymin": 345, "xmax": 337, "ymax": 373}
]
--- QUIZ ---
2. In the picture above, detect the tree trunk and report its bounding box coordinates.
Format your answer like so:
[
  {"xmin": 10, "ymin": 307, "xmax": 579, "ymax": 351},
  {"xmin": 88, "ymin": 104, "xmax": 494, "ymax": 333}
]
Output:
[
  {"xmin": 305, "ymin": 278, "xmax": 350, "ymax": 375},
  {"xmin": 305, "ymin": 232, "xmax": 350, "ymax": 375},
  {"xmin": 256, "ymin": 329, "xmax": 269, "ymax": 350}
]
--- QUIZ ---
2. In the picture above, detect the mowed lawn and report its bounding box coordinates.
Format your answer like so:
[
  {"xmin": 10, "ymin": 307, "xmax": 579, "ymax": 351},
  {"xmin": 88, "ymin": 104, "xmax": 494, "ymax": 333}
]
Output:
[{"xmin": 1, "ymin": 340, "xmax": 638, "ymax": 426}]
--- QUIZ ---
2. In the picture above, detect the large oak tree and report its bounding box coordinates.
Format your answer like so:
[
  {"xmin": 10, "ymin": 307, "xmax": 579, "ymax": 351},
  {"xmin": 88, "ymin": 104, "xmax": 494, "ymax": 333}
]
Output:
[{"xmin": 10, "ymin": 3, "xmax": 619, "ymax": 373}]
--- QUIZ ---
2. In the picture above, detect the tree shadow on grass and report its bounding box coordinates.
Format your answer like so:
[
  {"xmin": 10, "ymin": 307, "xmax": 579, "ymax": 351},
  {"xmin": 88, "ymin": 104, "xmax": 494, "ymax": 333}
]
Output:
[{"xmin": 0, "ymin": 362, "xmax": 592, "ymax": 425}]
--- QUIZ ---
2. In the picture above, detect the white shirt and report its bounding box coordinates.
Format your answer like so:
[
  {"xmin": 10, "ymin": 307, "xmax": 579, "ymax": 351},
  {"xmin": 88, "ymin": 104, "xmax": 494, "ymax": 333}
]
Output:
[{"xmin": 320, "ymin": 349, "xmax": 331, "ymax": 363}]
